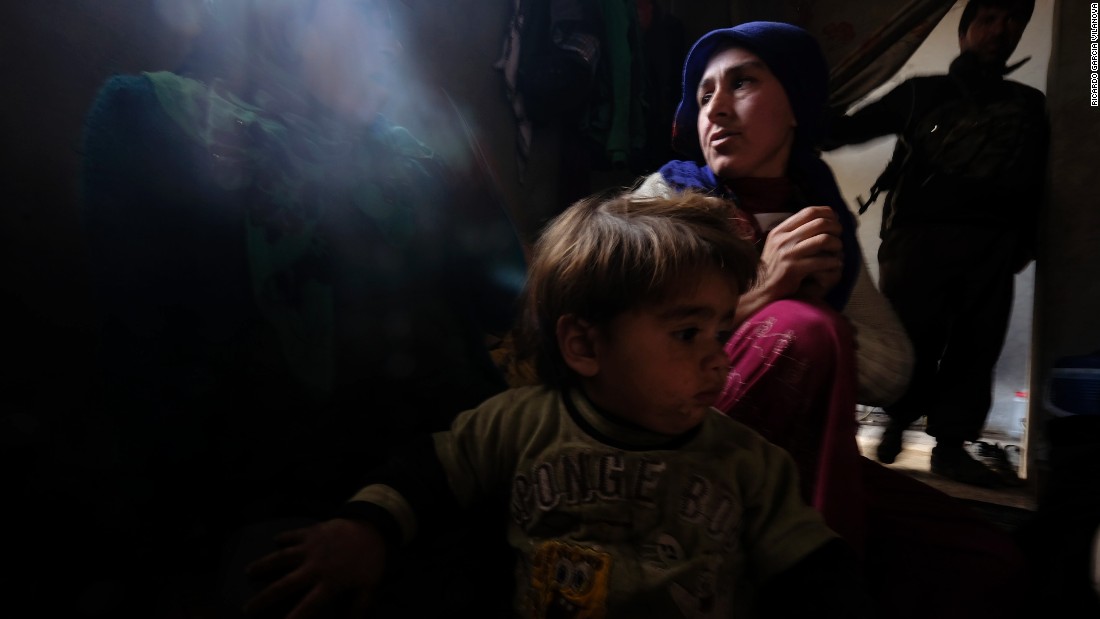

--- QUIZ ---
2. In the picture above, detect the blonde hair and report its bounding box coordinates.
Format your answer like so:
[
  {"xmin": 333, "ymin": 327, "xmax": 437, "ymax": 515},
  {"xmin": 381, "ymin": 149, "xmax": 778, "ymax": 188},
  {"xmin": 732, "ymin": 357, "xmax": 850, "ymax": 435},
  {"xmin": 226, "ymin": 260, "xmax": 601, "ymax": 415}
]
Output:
[{"xmin": 514, "ymin": 190, "xmax": 759, "ymax": 388}]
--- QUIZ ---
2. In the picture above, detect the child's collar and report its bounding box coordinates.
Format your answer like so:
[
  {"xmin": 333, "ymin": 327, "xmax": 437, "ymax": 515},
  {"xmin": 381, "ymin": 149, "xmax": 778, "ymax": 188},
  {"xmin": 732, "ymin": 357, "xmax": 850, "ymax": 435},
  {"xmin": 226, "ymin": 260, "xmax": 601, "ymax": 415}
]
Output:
[{"xmin": 561, "ymin": 387, "xmax": 703, "ymax": 451}]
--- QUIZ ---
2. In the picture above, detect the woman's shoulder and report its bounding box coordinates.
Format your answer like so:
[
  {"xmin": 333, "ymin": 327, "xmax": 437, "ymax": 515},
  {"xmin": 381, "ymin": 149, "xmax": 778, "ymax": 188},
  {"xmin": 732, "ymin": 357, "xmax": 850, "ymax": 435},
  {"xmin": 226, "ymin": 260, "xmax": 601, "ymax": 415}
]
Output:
[{"xmin": 631, "ymin": 171, "xmax": 674, "ymax": 198}]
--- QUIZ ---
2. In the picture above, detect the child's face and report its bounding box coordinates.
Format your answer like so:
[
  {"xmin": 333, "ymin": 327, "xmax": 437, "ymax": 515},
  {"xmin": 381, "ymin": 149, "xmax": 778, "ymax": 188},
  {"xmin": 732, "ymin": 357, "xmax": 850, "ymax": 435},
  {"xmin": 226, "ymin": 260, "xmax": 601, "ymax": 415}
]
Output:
[{"xmin": 585, "ymin": 267, "xmax": 739, "ymax": 435}]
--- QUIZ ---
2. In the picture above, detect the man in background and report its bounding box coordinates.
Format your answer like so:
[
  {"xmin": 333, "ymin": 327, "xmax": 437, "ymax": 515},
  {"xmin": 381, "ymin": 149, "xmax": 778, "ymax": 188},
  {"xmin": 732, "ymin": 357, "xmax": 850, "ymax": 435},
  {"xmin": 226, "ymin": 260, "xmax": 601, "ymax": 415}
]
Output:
[{"xmin": 824, "ymin": 0, "xmax": 1048, "ymax": 487}]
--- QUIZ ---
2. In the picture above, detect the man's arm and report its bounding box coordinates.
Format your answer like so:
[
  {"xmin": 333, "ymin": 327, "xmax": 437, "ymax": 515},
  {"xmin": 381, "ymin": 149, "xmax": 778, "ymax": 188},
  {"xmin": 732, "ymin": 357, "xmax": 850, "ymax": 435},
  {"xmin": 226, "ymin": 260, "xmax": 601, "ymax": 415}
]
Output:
[{"xmin": 821, "ymin": 79, "xmax": 918, "ymax": 151}]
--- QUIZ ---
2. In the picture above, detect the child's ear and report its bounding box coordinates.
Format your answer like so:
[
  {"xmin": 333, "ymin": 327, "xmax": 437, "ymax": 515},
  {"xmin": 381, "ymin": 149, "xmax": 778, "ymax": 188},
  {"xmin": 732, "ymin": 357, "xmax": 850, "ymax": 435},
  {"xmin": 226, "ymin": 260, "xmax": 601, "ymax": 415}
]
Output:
[{"xmin": 556, "ymin": 314, "xmax": 600, "ymax": 378}]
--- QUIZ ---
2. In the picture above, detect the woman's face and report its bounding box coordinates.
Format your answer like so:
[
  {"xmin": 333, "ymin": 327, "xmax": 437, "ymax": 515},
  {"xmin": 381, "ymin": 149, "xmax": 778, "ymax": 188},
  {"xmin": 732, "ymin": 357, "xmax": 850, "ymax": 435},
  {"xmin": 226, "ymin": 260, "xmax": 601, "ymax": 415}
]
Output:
[
  {"xmin": 695, "ymin": 46, "xmax": 796, "ymax": 179},
  {"xmin": 300, "ymin": 0, "xmax": 401, "ymax": 122}
]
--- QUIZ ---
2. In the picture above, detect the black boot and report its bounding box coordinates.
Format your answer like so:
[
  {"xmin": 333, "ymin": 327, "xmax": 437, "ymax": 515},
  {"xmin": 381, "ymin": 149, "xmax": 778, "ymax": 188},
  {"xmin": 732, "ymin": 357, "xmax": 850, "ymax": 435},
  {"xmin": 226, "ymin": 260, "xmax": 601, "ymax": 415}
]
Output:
[
  {"xmin": 930, "ymin": 441, "xmax": 1004, "ymax": 488},
  {"xmin": 970, "ymin": 441, "xmax": 1024, "ymax": 487},
  {"xmin": 875, "ymin": 420, "xmax": 906, "ymax": 464}
]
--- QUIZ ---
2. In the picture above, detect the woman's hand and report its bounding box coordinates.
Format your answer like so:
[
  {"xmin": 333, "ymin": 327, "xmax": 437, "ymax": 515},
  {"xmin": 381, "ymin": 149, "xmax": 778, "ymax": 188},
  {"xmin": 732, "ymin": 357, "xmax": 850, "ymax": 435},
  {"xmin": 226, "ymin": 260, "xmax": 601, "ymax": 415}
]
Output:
[
  {"xmin": 738, "ymin": 206, "xmax": 844, "ymax": 319},
  {"xmin": 243, "ymin": 518, "xmax": 388, "ymax": 619}
]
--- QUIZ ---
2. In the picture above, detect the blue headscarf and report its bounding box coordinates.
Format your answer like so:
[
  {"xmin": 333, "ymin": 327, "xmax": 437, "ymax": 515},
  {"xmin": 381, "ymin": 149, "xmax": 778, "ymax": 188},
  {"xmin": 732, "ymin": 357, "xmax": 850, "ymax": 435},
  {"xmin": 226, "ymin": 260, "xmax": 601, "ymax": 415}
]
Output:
[{"xmin": 658, "ymin": 21, "xmax": 859, "ymax": 311}]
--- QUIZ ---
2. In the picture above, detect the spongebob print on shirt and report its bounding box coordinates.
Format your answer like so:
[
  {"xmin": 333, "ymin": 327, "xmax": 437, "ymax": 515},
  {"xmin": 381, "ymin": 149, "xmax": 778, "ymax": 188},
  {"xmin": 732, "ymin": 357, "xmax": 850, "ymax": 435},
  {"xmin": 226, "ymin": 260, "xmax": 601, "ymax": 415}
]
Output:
[{"xmin": 515, "ymin": 448, "xmax": 740, "ymax": 618}]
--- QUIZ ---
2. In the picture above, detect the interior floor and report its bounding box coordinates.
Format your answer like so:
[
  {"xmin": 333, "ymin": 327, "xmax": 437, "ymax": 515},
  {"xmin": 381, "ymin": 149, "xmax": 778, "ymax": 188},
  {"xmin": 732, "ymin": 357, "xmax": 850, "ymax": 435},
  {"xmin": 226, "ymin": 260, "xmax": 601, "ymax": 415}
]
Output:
[{"xmin": 855, "ymin": 418, "xmax": 1036, "ymax": 512}]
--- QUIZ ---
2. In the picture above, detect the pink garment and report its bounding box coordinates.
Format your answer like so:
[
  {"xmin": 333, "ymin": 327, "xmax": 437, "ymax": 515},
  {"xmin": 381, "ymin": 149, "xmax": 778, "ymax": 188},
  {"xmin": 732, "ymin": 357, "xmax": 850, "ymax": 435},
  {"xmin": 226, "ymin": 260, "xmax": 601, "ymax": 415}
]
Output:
[
  {"xmin": 716, "ymin": 299, "xmax": 1027, "ymax": 618},
  {"xmin": 717, "ymin": 298, "xmax": 867, "ymax": 551}
]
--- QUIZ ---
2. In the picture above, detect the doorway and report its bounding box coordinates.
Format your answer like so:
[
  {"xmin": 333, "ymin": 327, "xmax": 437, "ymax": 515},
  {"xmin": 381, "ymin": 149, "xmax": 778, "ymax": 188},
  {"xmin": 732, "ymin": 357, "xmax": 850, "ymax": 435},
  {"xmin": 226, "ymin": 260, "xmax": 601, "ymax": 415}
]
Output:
[{"xmin": 822, "ymin": 0, "xmax": 1055, "ymax": 492}]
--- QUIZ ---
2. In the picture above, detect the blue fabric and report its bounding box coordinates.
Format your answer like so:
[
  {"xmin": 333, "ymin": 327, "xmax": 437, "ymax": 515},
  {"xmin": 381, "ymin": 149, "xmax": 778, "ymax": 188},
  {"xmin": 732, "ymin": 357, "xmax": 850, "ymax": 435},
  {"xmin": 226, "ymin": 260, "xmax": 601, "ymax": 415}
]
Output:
[
  {"xmin": 660, "ymin": 21, "xmax": 858, "ymax": 311},
  {"xmin": 671, "ymin": 21, "xmax": 829, "ymax": 157}
]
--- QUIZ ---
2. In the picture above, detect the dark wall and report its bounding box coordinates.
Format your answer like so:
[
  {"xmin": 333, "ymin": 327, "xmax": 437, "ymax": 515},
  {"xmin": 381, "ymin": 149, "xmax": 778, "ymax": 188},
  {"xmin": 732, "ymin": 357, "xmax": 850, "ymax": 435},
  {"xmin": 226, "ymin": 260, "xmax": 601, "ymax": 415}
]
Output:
[
  {"xmin": 2, "ymin": 1, "xmax": 196, "ymax": 411},
  {"xmin": 1030, "ymin": 1, "xmax": 1100, "ymax": 492},
  {"xmin": 3, "ymin": 3, "xmax": 201, "ymax": 616}
]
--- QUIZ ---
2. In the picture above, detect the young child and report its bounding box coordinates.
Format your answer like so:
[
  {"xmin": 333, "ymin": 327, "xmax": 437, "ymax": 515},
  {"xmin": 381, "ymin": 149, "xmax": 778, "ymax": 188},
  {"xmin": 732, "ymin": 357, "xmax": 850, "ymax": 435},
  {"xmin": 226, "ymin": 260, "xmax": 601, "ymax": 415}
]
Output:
[{"xmin": 243, "ymin": 191, "xmax": 871, "ymax": 618}]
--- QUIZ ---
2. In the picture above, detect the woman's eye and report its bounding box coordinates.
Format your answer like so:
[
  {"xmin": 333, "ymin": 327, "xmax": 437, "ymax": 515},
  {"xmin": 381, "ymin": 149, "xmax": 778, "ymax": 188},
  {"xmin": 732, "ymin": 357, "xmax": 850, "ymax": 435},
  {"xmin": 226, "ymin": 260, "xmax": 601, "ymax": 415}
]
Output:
[
  {"xmin": 732, "ymin": 77, "xmax": 754, "ymax": 89},
  {"xmin": 674, "ymin": 328, "xmax": 700, "ymax": 342},
  {"xmin": 699, "ymin": 92, "xmax": 713, "ymax": 105}
]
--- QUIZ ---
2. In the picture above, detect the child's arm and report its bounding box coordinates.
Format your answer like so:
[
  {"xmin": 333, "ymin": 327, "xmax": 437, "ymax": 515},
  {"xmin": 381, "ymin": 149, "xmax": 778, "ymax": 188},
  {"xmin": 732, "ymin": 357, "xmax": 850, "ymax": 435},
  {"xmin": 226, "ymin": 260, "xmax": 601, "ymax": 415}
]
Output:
[
  {"xmin": 730, "ymin": 430, "xmax": 875, "ymax": 619},
  {"xmin": 737, "ymin": 433, "xmax": 875, "ymax": 617},
  {"xmin": 242, "ymin": 398, "xmax": 514, "ymax": 615},
  {"xmin": 243, "ymin": 517, "xmax": 390, "ymax": 619},
  {"xmin": 243, "ymin": 394, "xmax": 522, "ymax": 617},
  {"xmin": 243, "ymin": 436, "xmax": 455, "ymax": 618},
  {"xmin": 754, "ymin": 537, "xmax": 875, "ymax": 618}
]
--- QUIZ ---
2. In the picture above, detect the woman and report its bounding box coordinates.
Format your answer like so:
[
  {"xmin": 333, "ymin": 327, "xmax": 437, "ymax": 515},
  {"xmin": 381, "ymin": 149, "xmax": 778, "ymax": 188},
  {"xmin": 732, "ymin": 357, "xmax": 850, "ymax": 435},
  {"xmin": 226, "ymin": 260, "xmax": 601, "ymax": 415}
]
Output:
[
  {"xmin": 633, "ymin": 21, "xmax": 907, "ymax": 547},
  {"xmin": 80, "ymin": 0, "xmax": 525, "ymax": 614},
  {"xmin": 635, "ymin": 21, "xmax": 1027, "ymax": 619}
]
